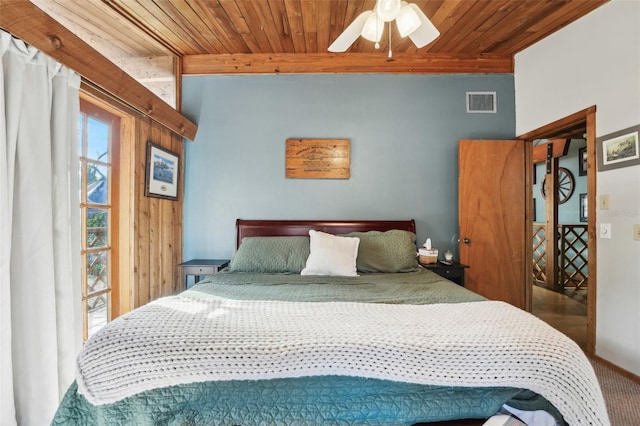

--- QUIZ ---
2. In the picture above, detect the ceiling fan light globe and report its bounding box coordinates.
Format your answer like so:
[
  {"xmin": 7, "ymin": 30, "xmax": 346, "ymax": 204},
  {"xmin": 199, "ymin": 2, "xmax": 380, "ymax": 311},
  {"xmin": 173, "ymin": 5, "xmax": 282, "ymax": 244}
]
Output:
[
  {"xmin": 397, "ymin": 4, "xmax": 421, "ymax": 37},
  {"xmin": 376, "ymin": 0, "xmax": 402, "ymax": 22},
  {"xmin": 406, "ymin": 3, "xmax": 440, "ymax": 48},
  {"xmin": 361, "ymin": 12, "xmax": 384, "ymax": 42}
]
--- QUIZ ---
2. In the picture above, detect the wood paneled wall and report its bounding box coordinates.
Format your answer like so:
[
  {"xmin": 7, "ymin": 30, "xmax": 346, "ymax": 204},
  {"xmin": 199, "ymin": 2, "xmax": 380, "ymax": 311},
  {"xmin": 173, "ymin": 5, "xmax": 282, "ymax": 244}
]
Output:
[{"xmin": 132, "ymin": 117, "xmax": 184, "ymax": 308}]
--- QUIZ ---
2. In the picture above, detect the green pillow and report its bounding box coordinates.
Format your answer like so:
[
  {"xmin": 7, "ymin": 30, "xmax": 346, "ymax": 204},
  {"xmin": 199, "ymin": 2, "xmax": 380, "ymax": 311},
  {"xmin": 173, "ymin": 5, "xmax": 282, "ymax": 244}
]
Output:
[
  {"xmin": 229, "ymin": 236, "xmax": 310, "ymax": 273},
  {"xmin": 342, "ymin": 230, "xmax": 418, "ymax": 273}
]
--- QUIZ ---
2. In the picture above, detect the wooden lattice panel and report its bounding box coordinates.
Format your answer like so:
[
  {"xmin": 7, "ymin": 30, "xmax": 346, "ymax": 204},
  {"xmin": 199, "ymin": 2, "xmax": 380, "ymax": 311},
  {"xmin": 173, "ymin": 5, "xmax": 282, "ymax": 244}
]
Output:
[
  {"xmin": 532, "ymin": 224, "xmax": 546, "ymax": 284},
  {"xmin": 88, "ymin": 227, "xmax": 107, "ymax": 248},
  {"xmin": 560, "ymin": 225, "xmax": 588, "ymax": 290}
]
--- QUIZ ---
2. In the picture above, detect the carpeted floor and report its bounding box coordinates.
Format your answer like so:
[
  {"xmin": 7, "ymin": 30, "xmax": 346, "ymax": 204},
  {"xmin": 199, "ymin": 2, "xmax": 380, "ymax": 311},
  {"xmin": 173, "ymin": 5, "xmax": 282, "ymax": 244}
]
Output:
[
  {"xmin": 591, "ymin": 360, "xmax": 640, "ymax": 425},
  {"xmin": 531, "ymin": 287, "xmax": 639, "ymax": 424}
]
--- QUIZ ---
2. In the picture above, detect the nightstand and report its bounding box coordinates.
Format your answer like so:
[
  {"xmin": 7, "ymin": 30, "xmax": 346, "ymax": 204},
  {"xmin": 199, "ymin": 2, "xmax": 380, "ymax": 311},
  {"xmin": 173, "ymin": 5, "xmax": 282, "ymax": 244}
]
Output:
[
  {"xmin": 420, "ymin": 261, "xmax": 469, "ymax": 286},
  {"xmin": 179, "ymin": 259, "xmax": 230, "ymax": 289}
]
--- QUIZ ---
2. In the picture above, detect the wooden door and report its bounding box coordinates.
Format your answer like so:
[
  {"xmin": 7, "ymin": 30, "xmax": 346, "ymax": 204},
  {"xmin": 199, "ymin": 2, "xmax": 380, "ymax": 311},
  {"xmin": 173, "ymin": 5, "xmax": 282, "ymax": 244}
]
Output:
[{"xmin": 458, "ymin": 140, "xmax": 530, "ymax": 309}]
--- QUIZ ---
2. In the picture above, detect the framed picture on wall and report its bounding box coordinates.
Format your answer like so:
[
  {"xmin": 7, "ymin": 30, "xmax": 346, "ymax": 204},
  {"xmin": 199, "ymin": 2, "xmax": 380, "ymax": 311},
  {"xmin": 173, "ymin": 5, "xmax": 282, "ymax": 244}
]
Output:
[
  {"xmin": 578, "ymin": 147, "xmax": 587, "ymax": 176},
  {"xmin": 145, "ymin": 141, "xmax": 180, "ymax": 200},
  {"xmin": 579, "ymin": 193, "xmax": 587, "ymax": 223},
  {"xmin": 596, "ymin": 124, "xmax": 640, "ymax": 171}
]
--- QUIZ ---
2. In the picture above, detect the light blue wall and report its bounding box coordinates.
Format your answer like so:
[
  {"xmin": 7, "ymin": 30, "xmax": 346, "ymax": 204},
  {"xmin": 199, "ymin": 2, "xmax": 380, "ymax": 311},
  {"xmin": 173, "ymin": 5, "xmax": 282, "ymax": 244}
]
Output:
[
  {"xmin": 533, "ymin": 139, "xmax": 587, "ymax": 224},
  {"xmin": 181, "ymin": 74, "xmax": 515, "ymax": 260}
]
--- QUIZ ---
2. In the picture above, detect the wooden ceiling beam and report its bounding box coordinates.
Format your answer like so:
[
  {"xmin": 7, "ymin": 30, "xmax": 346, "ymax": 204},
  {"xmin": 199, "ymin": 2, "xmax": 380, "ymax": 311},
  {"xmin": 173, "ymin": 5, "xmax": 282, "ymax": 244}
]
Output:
[
  {"xmin": 0, "ymin": 0, "xmax": 197, "ymax": 141},
  {"xmin": 182, "ymin": 53, "xmax": 513, "ymax": 74},
  {"xmin": 532, "ymin": 139, "xmax": 571, "ymax": 164}
]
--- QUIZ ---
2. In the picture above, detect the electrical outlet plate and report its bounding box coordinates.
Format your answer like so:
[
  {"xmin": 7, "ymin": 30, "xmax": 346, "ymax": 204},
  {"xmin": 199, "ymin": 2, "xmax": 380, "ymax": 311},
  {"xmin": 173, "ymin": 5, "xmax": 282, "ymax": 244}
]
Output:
[
  {"xmin": 599, "ymin": 194, "xmax": 610, "ymax": 210},
  {"xmin": 634, "ymin": 224, "xmax": 640, "ymax": 241}
]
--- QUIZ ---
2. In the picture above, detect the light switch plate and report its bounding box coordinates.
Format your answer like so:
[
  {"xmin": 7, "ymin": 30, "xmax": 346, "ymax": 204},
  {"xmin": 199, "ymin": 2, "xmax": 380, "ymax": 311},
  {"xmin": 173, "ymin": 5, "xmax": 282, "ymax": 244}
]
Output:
[
  {"xmin": 634, "ymin": 224, "xmax": 640, "ymax": 241},
  {"xmin": 600, "ymin": 223, "xmax": 611, "ymax": 239},
  {"xmin": 599, "ymin": 194, "xmax": 610, "ymax": 210}
]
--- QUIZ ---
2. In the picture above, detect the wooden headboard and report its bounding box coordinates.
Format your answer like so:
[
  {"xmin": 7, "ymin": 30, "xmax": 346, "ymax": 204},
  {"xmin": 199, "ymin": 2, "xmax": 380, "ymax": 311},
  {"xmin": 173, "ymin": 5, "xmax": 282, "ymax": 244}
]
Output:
[{"xmin": 236, "ymin": 219, "xmax": 416, "ymax": 249}]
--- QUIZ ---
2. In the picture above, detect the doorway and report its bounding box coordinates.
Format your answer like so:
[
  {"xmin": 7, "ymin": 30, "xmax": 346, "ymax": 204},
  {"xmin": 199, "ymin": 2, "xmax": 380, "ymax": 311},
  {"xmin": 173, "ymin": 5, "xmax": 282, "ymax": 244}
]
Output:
[{"xmin": 518, "ymin": 106, "xmax": 597, "ymax": 355}]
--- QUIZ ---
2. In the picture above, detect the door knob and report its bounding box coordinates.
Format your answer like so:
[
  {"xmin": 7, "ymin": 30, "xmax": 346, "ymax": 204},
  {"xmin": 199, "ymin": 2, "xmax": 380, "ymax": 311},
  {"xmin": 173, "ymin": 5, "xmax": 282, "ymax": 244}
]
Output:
[{"xmin": 463, "ymin": 237, "xmax": 471, "ymax": 244}]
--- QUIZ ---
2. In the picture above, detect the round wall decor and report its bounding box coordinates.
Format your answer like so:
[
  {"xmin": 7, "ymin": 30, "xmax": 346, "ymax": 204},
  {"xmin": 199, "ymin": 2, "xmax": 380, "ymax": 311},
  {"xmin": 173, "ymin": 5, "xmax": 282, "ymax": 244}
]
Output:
[{"xmin": 540, "ymin": 167, "xmax": 575, "ymax": 204}]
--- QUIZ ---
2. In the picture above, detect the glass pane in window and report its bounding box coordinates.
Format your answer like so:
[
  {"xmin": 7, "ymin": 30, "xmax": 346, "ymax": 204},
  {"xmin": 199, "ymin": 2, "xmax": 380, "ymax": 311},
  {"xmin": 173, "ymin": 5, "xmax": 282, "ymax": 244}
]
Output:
[
  {"xmin": 86, "ymin": 164, "xmax": 108, "ymax": 205},
  {"xmin": 87, "ymin": 117, "xmax": 109, "ymax": 161},
  {"xmin": 87, "ymin": 209, "xmax": 108, "ymax": 248},
  {"xmin": 87, "ymin": 294, "xmax": 108, "ymax": 338},
  {"xmin": 87, "ymin": 251, "xmax": 109, "ymax": 294}
]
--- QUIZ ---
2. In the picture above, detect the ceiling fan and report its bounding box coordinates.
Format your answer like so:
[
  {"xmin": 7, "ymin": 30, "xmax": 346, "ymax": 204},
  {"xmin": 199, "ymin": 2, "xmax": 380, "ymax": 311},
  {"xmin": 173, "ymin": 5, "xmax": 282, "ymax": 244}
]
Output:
[{"xmin": 328, "ymin": 0, "xmax": 440, "ymax": 57}]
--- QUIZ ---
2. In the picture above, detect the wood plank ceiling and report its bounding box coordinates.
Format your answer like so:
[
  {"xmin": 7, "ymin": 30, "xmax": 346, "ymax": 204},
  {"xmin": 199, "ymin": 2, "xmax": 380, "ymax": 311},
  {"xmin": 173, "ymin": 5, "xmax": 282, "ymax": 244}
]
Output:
[{"xmin": 31, "ymin": 0, "xmax": 609, "ymax": 74}]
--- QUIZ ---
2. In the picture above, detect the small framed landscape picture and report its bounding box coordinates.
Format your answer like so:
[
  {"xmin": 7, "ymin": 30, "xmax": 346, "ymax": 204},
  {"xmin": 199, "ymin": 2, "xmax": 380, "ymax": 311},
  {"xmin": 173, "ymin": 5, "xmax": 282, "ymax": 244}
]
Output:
[
  {"xmin": 579, "ymin": 193, "xmax": 587, "ymax": 223},
  {"xmin": 596, "ymin": 124, "xmax": 640, "ymax": 171},
  {"xmin": 145, "ymin": 141, "xmax": 180, "ymax": 200},
  {"xmin": 578, "ymin": 147, "xmax": 587, "ymax": 176}
]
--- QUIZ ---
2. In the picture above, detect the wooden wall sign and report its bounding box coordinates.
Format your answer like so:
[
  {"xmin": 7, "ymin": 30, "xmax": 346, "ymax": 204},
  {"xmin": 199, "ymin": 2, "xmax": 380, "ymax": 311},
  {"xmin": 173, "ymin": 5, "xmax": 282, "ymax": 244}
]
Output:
[{"xmin": 286, "ymin": 139, "xmax": 350, "ymax": 179}]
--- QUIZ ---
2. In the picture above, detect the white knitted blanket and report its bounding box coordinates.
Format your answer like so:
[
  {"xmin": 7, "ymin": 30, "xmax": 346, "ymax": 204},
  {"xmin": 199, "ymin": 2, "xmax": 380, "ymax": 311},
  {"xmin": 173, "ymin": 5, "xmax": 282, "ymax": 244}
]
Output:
[{"xmin": 76, "ymin": 298, "xmax": 609, "ymax": 425}]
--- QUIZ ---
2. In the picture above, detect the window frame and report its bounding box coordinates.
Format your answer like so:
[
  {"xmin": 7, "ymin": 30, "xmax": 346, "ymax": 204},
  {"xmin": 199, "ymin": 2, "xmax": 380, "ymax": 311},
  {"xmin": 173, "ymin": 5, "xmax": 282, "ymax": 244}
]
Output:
[{"xmin": 79, "ymin": 98, "xmax": 121, "ymax": 340}]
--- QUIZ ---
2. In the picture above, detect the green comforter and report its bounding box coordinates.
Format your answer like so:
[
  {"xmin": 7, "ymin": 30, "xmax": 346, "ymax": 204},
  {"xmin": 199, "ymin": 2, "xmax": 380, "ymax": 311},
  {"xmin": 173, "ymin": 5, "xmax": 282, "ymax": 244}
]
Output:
[{"xmin": 186, "ymin": 268, "xmax": 486, "ymax": 304}]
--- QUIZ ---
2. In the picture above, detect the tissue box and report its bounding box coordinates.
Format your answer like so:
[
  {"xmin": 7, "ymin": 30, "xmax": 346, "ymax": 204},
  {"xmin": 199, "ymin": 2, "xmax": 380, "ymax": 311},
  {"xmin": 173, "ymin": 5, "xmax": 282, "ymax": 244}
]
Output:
[{"xmin": 418, "ymin": 248, "xmax": 438, "ymax": 264}]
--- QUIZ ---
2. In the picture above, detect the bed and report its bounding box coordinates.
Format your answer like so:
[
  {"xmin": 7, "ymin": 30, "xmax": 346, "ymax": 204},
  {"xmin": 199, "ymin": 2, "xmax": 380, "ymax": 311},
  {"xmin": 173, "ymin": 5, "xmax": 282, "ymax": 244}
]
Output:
[{"xmin": 53, "ymin": 219, "xmax": 609, "ymax": 425}]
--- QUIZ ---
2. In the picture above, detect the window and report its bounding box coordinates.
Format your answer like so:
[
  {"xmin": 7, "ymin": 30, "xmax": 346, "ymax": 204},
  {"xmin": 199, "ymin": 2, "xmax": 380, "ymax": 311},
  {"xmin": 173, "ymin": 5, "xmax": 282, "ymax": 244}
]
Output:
[{"xmin": 79, "ymin": 99, "xmax": 120, "ymax": 340}]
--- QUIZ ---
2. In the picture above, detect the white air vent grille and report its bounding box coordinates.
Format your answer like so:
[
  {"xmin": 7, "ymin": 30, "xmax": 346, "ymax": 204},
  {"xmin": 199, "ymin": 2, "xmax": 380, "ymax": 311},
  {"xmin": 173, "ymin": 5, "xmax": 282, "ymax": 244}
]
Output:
[{"xmin": 466, "ymin": 92, "xmax": 497, "ymax": 113}]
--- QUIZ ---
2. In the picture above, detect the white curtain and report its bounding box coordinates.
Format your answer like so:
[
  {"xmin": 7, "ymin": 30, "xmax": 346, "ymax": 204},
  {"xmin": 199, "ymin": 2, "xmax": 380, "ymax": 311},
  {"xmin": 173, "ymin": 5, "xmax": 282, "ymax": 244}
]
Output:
[{"xmin": 0, "ymin": 30, "xmax": 83, "ymax": 425}]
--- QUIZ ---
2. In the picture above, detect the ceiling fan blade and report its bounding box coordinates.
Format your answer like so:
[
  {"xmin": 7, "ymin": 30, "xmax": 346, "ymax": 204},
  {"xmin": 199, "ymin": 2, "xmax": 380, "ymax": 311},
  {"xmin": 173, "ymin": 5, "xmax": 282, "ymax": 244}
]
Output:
[
  {"xmin": 407, "ymin": 4, "xmax": 440, "ymax": 48},
  {"xmin": 328, "ymin": 11, "xmax": 372, "ymax": 52}
]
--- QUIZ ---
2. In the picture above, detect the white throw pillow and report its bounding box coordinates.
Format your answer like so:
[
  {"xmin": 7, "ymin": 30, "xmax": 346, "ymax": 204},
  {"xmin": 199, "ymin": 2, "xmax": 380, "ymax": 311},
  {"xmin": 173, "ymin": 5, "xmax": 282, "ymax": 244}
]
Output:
[{"xmin": 301, "ymin": 230, "xmax": 360, "ymax": 276}]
